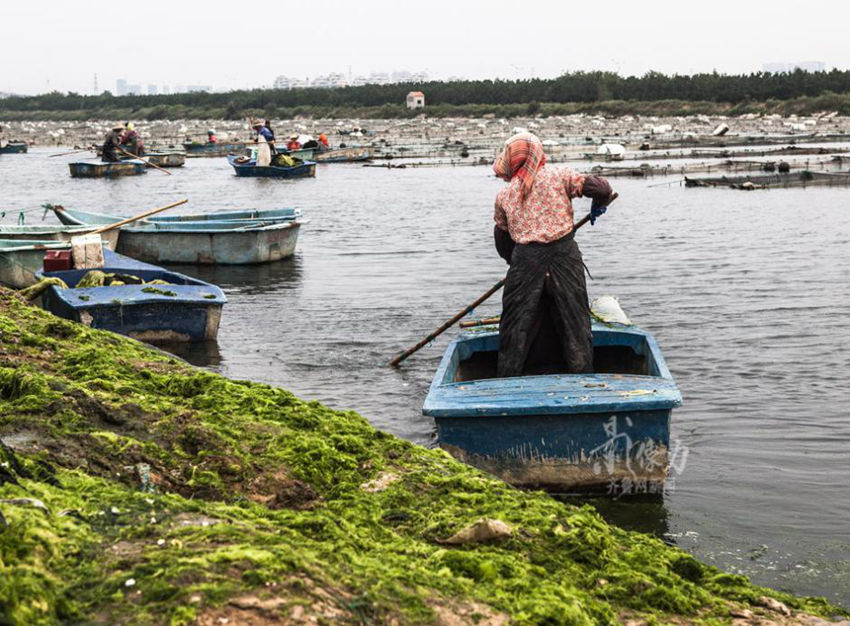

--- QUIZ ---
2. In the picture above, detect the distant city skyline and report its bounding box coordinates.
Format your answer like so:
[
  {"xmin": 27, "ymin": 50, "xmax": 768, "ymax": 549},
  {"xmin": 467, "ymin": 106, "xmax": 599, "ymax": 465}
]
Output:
[{"xmin": 3, "ymin": 0, "xmax": 850, "ymax": 96}]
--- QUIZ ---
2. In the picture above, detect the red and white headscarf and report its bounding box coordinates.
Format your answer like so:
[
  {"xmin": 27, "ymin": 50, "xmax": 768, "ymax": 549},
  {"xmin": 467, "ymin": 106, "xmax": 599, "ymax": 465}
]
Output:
[{"xmin": 493, "ymin": 132, "xmax": 547, "ymax": 199}]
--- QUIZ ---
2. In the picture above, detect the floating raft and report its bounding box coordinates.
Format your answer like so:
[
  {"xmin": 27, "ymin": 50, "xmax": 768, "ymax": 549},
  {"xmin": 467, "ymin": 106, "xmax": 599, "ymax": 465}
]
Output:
[
  {"xmin": 684, "ymin": 170, "xmax": 850, "ymax": 189},
  {"xmin": 39, "ymin": 256, "xmax": 226, "ymax": 343},
  {"xmin": 69, "ymin": 159, "xmax": 147, "ymax": 178},
  {"xmin": 422, "ymin": 301, "xmax": 682, "ymax": 495},
  {"xmin": 314, "ymin": 146, "xmax": 374, "ymax": 163},
  {"xmin": 227, "ymin": 155, "xmax": 316, "ymax": 179}
]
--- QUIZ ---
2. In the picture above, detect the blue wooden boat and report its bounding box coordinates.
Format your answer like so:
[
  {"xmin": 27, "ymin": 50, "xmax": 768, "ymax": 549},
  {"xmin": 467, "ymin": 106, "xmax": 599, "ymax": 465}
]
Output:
[
  {"xmin": 227, "ymin": 155, "xmax": 316, "ymax": 179},
  {"xmin": 69, "ymin": 159, "xmax": 147, "ymax": 178},
  {"xmin": 422, "ymin": 303, "xmax": 682, "ymax": 494},
  {"xmin": 0, "ymin": 142, "xmax": 28, "ymax": 154},
  {"xmin": 39, "ymin": 259, "xmax": 226, "ymax": 343},
  {"xmin": 52, "ymin": 205, "xmax": 301, "ymax": 226},
  {"xmin": 314, "ymin": 146, "xmax": 374, "ymax": 163},
  {"xmin": 183, "ymin": 142, "xmax": 246, "ymax": 158}
]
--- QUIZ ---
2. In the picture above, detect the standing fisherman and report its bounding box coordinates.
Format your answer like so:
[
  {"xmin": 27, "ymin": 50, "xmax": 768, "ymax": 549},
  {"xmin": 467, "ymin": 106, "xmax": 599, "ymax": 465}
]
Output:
[
  {"xmin": 121, "ymin": 122, "xmax": 144, "ymax": 156},
  {"xmin": 101, "ymin": 123, "xmax": 124, "ymax": 162},
  {"xmin": 492, "ymin": 132, "xmax": 613, "ymax": 377},
  {"xmin": 251, "ymin": 120, "xmax": 274, "ymax": 166}
]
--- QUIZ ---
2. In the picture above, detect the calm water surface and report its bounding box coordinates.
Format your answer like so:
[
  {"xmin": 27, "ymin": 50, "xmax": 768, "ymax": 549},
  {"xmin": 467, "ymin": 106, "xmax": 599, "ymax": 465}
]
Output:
[{"xmin": 2, "ymin": 149, "xmax": 849, "ymax": 604}]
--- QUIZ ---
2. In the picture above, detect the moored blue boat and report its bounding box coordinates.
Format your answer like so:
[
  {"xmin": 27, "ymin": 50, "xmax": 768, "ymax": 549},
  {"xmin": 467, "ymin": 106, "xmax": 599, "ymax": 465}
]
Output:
[
  {"xmin": 0, "ymin": 142, "xmax": 28, "ymax": 154},
  {"xmin": 46, "ymin": 205, "xmax": 304, "ymax": 264},
  {"xmin": 422, "ymin": 301, "xmax": 682, "ymax": 494},
  {"xmin": 69, "ymin": 159, "xmax": 147, "ymax": 178},
  {"xmin": 227, "ymin": 155, "xmax": 316, "ymax": 179},
  {"xmin": 39, "ymin": 261, "xmax": 226, "ymax": 343},
  {"xmin": 52, "ymin": 205, "xmax": 301, "ymax": 226}
]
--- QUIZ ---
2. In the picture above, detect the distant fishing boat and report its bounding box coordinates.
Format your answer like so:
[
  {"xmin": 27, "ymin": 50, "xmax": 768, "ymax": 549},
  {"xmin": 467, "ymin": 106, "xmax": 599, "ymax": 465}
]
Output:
[
  {"xmin": 69, "ymin": 159, "xmax": 147, "ymax": 178},
  {"xmin": 39, "ymin": 256, "xmax": 226, "ymax": 343},
  {"xmin": 227, "ymin": 155, "xmax": 316, "ymax": 179},
  {"xmin": 314, "ymin": 145, "xmax": 374, "ymax": 163},
  {"xmin": 140, "ymin": 151, "xmax": 186, "ymax": 167},
  {"xmin": 52, "ymin": 205, "xmax": 301, "ymax": 226},
  {"xmin": 422, "ymin": 299, "xmax": 682, "ymax": 494},
  {"xmin": 0, "ymin": 225, "xmax": 120, "ymax": 250},
  {"xmin": 183, "ymin": 141, "xmax": 246, "ymax": 158},
  {"xmin": 0, "ymin": 142, "xmax": 28, "ymax": 154}
]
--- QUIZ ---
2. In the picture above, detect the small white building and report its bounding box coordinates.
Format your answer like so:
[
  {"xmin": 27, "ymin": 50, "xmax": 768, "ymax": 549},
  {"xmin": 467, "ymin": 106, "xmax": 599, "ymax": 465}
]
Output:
[{"xmin": 406, "ymin": 91, "xmax": 425, "ymax": 109}]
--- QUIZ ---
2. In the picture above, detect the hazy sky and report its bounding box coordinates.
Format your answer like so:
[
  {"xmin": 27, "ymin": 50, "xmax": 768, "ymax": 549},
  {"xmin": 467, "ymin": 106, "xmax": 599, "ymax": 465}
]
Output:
[{"xmin": 4, "ymin": 0, "xmax": 850, "ymax": 95}]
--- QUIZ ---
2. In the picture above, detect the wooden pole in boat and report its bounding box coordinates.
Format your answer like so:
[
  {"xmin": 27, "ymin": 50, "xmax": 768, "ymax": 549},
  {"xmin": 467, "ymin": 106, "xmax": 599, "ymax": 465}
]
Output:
[
  {"xmin": 87, "ymin": 199, "xmax": 189, "ymax": 235},
  {"xmin": 118, "ymin": 146, "xmax": 172, "ymax": 175},
  {"xmin": 387, "ymin": 193, "xmax": 617, "ymax": 367}
]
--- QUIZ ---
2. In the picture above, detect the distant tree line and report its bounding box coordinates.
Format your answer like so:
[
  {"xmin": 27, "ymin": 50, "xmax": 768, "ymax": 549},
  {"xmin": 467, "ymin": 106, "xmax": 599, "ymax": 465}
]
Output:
[{"xmin": 3, "ymin": 70, "xmax": 850, "ymax": 119}]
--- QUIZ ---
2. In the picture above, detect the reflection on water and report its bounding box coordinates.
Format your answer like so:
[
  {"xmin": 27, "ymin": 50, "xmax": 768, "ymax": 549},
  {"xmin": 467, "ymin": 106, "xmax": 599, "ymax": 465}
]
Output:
[
  {"xmin": 574, "ymin": 495, "xmax": 670, "ymax": 540},
  {"xmin": 3, "ymin": 149, "xmax": 849, "ymax": 605},
  {"xmin": 161, "ymin": 340, "xmax": 223, "ymax": 368}
]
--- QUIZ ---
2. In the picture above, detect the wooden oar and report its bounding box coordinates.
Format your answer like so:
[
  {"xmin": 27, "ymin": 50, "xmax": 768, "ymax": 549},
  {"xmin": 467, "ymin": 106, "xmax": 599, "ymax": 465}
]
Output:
[
  {"xmin": 388, "ymin": 193, "xmax": 618, "ymax": 367},
  {"xmin": 118, "ymin": 147, "xmax": 172, "ymax": 175},
  {"xmin": 86, "ymin": 199, "xmax": 188, "ymax": 234}
]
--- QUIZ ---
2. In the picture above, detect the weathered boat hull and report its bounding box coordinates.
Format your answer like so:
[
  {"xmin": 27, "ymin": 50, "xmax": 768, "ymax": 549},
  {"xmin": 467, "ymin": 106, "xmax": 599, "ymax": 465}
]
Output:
[
  {"xmin": 40, "ymin": 265, "xmax": 226, "ymax": 343},
  {"xmin": 314, "ymin": 146, "xmax": 374, "ymax": 163},
  {"xmin": 423, "ymin": 321, "xmax": 682, "ymax": 494},
  {"xmin": 0, "ymin": 226, "xmax": 120, "ymax": 250},
  {"xmin": 69, "ymin": 159, "xmax": 147, "ymax": 178},
  {"xmin": 183, "ymin": 142, "xmax": 246, "ymax": 157},
  {"xmin": 0, "ymin": 240, "xmax": 76, "ymax": 289},
  {"xmin": 52, "ymin": 205, "xmax": 300, "ymax": 226},
  {"xmin": 0, "ymin": 142, "xmax": 28, "ymax": 154},
  {"xmin": 227, "ymin": 156, "xmax": 316, "ymax": 178},
  {"xmin": 143, "ymin": 152, "xmax": 186, "ymax": 167},
  {"xmin": 116, "ymin": 222, "xmax": 301, "ymax": 264}
]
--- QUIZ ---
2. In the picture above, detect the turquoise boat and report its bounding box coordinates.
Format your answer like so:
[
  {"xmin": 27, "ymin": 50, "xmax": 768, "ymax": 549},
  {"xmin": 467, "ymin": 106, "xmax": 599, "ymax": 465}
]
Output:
[
  {"xmin": 47, "ymin": 205, "xmax": 304, "ymax": 264},
  {"xmin": 69, "ymin": 159, "xmax": 147, "ymax": 178},
  {"xmin": 422, "ymin": 299, "xmax": 682, "ymax": 495},
  {"xmin": 0, "ymin": 239, "xmax": 104, "ymax": 289},
  {"xmin": 0, "ymin": 225, "xmax": 120, "ymax": 250},
  {"xmin": 52, "ymin": 206, "xmax": 301, "ymax": 226}
]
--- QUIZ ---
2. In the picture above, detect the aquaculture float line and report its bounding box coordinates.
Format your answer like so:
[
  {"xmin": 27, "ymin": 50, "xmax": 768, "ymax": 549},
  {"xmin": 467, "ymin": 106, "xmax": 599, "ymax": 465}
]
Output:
[{"xmin": 0, "ymin": 289, "xmax": 846, "ymax": 625}]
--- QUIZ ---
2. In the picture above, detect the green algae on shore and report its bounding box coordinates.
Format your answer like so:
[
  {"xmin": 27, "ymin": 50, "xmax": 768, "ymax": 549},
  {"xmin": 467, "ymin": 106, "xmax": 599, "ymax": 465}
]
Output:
[{"xmin": 0, "ymin": 289, "xmax": 846, "ymax": 625}]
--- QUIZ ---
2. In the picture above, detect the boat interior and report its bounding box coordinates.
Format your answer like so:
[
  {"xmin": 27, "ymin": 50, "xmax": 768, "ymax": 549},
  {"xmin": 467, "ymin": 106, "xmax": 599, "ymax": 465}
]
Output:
[{"xmin": 453, "ymin": 307, "xmax": 660, "ymax": 383}]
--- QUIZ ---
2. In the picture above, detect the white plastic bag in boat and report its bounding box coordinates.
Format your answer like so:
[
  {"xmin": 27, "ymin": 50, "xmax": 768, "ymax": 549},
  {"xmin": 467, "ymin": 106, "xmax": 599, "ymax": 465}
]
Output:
[{"xmin": 591, "ymin": 295, "xmax": 632, "ymax": 325}]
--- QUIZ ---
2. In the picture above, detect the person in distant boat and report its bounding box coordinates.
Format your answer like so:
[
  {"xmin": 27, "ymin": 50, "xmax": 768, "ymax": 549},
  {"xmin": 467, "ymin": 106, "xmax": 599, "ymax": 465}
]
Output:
[
  {"xmin": 207, "ymin": 129, "xmax": 218, "ymax": 144},
  {"xmin": 101, "ymin": 124, "xmax": 124, "ymax": 162},
  {"xmin": 251, "ymin": 120, "xmax": 273, "ymax": 166},
  {"xmin": 285, "ymin": 134, "xmax": 301, "ymax": 151},
  {"xmin": 121, "ymin": 122, "xmax": 144, "ymax": 156},
  {"xmin": 264, "ymin": 120, "xmax": 275, "ymax": 142},
  {"xmin": 492, "ymin": 132, "xmax": 614, "ymax": 378},
  {"xmin": 318, "ymin": 133, "xmax": 330, "ymax": 151}
]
